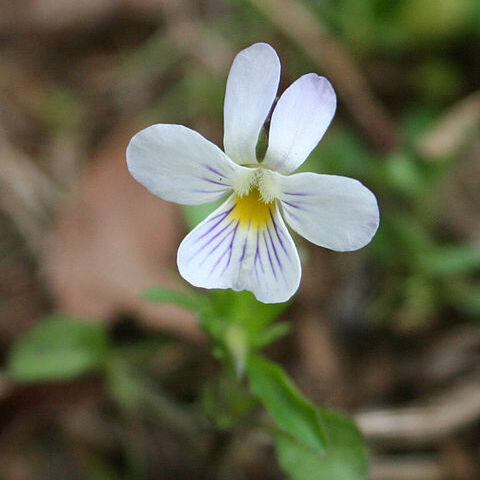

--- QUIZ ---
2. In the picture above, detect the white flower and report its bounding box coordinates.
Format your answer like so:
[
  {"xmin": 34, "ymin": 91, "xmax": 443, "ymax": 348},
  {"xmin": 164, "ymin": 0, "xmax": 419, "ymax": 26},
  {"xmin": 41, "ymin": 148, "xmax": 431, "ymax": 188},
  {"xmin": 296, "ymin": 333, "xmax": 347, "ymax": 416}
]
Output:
[{"xmin": 127, "ymin": 43, "xmax": 379, "ymax": 303}]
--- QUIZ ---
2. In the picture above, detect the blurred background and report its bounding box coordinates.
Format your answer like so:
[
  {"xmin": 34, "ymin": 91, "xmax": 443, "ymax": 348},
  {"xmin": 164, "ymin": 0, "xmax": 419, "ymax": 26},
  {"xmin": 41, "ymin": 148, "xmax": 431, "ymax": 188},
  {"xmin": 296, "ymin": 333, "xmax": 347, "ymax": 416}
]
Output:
[{"xmin": 1, "ymin": 0, "xmax": 479, "ymax": 479}]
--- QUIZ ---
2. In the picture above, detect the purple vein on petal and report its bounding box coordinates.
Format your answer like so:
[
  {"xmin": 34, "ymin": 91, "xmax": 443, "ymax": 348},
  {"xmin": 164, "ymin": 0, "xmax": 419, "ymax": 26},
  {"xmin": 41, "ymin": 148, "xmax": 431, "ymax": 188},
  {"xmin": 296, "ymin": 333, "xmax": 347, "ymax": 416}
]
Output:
[
  {"xmin": 253, "ymin": 261, "xmax": 259, "ymax": 281},
  {"xmin": 190, "ymin": 220, "xmax": 233, "ymax": 260},
  {"xmin": 283, "ymin": 191, "xmax": 310, "ymax": 196},
  {"xmin": 269, "ymin": 211, "xmax": 289, "ymax": 258},
  {"xmin": 263, "ymin": 231, "xmax": 277, "ymax": 280},
  {"xmin": 191, "ymin": 188, "xmax": 228, "ymax": 195},
  {"xmin": 195, "ymin": 217, "xmax": 231, "ymax": 244},
  {"xmin": 266, "ymin": 224, "xmax": 284, "ymax": 274},
  {"xmin": 254, "ymin": 229, "xmax": 264, "ymax": 273},
  {"xmin": 198, "ymin": 224, "xmax": 237, "ymax": 268},
  {"xmin": 210, "ymin": 239, "xmax": 230, "ymax": 274},
  {"xmin": 281, "ymin": 200, "xmax": 305, "ymax": 210},
  {"xmin": 220, "ymin": 222, "xmax": 239, "ymax": 275},
  {"xmin": 206, "ymin": 205, "xmax": 235, "ymax": 223},
  {"xmin": 239, "ymin": 223, "xmax": 250, "ymax": 262},
  {"xmin": 200, "ymin": 177, "xmax": 229, "ymax": 187},
  {"xmin": 204, "ymin": 164, "xmax": 233, "ymax": 177},
  {"xmin": 196, "ymin": 207, "xmax": 233, "ymax": 243}
]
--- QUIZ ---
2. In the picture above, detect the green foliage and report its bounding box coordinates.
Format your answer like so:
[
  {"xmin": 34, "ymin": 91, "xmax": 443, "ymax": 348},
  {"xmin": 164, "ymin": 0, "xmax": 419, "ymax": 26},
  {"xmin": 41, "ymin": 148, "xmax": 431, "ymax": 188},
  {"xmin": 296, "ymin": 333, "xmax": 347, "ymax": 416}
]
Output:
[
  {"xmin": 274, "ymin": 408, "xmax": 368, "ymax": 480},
  {"xmin": 7, "ymin": 314, "xmax": 109, "ymax": 382},
  {"xmin": 446, "ymin": 282, "xmax": 480, "ymax": 316},
  {"xmin": 143, "ymin": 287, "xmax": 208, "ymax": 312},
  {"xmin": 4, "ymin": 0, "xmax": 480, "ymax": 476},
  {"xmin": 144, "ymin": 287, "xmax": 290, "ymax": 356},
  {"xmin": 40, "ymin": 88, "xmax": 86, "ymax": 131},
  {"xmin": 421, "ymin": 245, "xmax": 480, "ymax": 277},
  {"xmin": 182, "ymin": 198, "xmax": 224, "ymax": 229},
  {"xmin": 144, "ymin": 286, "xmax": 367, "ymax": 477},
  {"xmin": 247, "ymin": 356, "xmax": 367, "ymax": 480},
  {"xmin": 200, "ymin": 371, "xmax": 257, "ymax": 430},
  {"xmin": 248, "ymin": 355, "xmax": 327, "ymax": 455},
  {"xmin": 313, "ymin": 0, "xmax": 478, "ymax": 52}
]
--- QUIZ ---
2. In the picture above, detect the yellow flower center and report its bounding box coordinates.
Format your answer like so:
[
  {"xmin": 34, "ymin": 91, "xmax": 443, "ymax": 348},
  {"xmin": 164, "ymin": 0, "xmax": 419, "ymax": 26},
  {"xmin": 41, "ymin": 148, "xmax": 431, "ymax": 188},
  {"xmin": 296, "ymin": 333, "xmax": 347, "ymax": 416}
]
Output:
[{"xmin": 231, "ymin": 188, "xmax": 274, "ymax": 229}]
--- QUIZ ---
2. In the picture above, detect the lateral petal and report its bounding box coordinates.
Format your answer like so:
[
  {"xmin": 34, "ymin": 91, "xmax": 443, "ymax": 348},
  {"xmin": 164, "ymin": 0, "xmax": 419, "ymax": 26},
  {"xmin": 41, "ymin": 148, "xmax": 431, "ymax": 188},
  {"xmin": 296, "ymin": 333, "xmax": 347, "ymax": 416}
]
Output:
[
  {"xmin": 127, "ymin": 124, "xmax": 238, "ymax": 205},
  {"xmin": 278, "ymin": 172, "xmax": 379, "ymax": 251}
]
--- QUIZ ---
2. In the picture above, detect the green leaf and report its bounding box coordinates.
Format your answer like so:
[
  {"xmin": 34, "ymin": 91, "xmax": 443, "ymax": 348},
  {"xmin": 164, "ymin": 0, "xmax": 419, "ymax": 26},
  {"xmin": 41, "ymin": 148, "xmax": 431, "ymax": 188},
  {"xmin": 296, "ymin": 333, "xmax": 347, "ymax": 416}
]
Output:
[
  {"xmin": 248, "ymin": 355, "xmax": 327, "ymax": 454},
  {"xmin": 7, "ymin": 315, "xmax": 109, "ymax": 382},
  {"xmin": 255, "ymin": 126, "xmax": 268, "ymax": 161},
  {"xmin": 143, "ymin": 287, "xmax": 207, "ymax": 312},
  {"xmin": 445, "ymin": 280, "xmax": 480, "ymax": 316},
  {"xmin": 209, "ymin": 289, "xmax": 288, "ymax": 327},
  {"xmin": 420, "ymin": 244, "xmax": 480, "ymax": 276},
  {"xmin": 370, "ymin": 214, "xmax": 435, "ymax": 267},
  {"xmin": 383, "ymin": 152, "xmax": 426, "ymax": 198},
  {"xmin": 253, "ymin": 321, "xmax": 291, "ymax": 349},
  {"xmin": 200, "ymin": 373, "xmax": 257, "ymax": 430},
  {"xmin": 274, "ymin": 408, "xmax": 368, "ymax": 480},
  {"xmin": 182, "ymin": 198, "xmax": 223, "ymax": 229}
]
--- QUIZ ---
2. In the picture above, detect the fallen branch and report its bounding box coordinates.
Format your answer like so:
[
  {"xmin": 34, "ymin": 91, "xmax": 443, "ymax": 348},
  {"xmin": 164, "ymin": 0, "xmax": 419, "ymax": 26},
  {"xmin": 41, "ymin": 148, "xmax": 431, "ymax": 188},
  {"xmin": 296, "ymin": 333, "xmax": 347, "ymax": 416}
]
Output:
[
  {"xmin": 356, "ymin": 376, "xmax": 480, "ymax": 445},
  {"xmin": 248, "ymin": 0, "xmax": 398, "ymax": 152},
  {"xmin": 370, "ymin": 455, "xmax": 446, "ymax": 480}
]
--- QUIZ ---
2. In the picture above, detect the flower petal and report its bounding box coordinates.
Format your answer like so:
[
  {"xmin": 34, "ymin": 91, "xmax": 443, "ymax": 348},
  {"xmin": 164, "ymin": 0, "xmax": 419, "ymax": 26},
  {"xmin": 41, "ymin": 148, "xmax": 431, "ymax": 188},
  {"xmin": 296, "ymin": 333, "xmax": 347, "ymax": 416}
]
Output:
[
  {"xmin": 177, "ymin": 195, "xmax": 301, "ymax": 303},
  {"xmin": 278, "ymin": 172, "xmax": 379, "ymax": 251},
  {"xmin": 127, "ymin": 124, "xmax": 238, "ymax": 205},
  {"xmin": 263, "ymin": 74, "xmax": 336, "ymax": 173},
  {"xmin": 223, "ymin": 43, "xmax": 281, "ymax": 166}
]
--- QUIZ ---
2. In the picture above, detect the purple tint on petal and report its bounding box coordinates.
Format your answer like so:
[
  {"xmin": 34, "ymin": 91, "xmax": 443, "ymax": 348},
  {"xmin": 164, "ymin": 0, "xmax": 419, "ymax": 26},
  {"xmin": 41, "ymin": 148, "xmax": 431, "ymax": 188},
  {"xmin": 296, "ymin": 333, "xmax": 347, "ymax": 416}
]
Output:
[
  {"xmin": 282, "ymin": 208, "xmax": 302, "ymax": 225},
  {"xmin": 368, "ymin": 217, "xmax": 380, "ymax": 229}
]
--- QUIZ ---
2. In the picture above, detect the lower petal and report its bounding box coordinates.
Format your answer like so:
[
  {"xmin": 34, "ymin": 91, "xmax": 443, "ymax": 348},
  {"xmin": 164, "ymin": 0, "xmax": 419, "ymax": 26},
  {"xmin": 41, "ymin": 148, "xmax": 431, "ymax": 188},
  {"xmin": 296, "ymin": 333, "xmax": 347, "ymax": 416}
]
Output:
[
  {"xmin": 177, "ymin": 194, "xmax": 301, "ymax": 303},
  {"xmin": 278, "ymin": 172, "xmax": 380, "ymax": 252}
]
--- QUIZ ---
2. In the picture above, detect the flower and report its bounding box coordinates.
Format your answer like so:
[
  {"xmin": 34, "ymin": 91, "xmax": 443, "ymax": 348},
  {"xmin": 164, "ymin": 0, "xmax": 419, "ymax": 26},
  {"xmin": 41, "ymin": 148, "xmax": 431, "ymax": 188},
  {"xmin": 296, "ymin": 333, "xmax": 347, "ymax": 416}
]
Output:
[{"xmin": 127, "ymin": 43, "xmax": 379, "ymax": 303}]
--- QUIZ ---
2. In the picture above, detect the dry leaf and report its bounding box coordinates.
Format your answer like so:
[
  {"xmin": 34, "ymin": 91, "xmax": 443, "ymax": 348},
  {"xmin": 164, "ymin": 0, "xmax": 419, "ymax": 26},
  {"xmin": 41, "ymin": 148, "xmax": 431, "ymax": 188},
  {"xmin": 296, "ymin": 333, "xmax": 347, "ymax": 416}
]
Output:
[{"xmin": 42, "ymin": 129, "xmax": 202, "ymax": 341}]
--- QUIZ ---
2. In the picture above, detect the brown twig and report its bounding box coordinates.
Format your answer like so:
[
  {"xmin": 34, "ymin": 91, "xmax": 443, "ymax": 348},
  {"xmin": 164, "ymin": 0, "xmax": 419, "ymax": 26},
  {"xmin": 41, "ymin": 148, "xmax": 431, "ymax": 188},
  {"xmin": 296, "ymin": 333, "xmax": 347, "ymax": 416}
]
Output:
[
  {"xmin": 355, "ymin": 376, "xmax": 480, "ymax": 445},
  {"xmin": 0, "ymin": 125, "xmax": 62, "ymax": 253},
  {"xmin": 418, "ymin": 90, "xmax": 480, "ymax": 159},
  {"xmin": 370, "ymin": 456, "xmax": 446, "ymax": 480},
  {"xmin": 248, "ymin": 0, "xmax": 398, "ymax": 152},
  {"xmin": 160, "ymin": 1, "xmax": 234, "ymax": 77}
]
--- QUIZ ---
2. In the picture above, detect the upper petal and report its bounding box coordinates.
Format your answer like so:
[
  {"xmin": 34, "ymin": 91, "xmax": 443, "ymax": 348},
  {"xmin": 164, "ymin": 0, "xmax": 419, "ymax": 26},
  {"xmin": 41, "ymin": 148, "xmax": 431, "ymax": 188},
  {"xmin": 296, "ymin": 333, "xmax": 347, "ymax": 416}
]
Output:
[
  {"xmin": 177, "ymin": 194, "xmax": 301, "ymax": 303},
  {"xmin": 263, "ymin": 74, "xmax": 336, "ymax": 173},
  {"xmin": 278, "ymin": 172, "xmax": 379, "ymax": 252},
  {"xmin": 127, "ymin": 124, "xmax": 238, "ymax": 205},
  {"xmin": 223, "ymin": 43, "xmax": 281, "ymax": 166}
]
